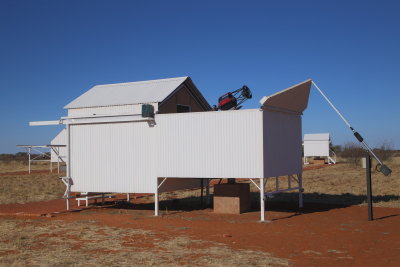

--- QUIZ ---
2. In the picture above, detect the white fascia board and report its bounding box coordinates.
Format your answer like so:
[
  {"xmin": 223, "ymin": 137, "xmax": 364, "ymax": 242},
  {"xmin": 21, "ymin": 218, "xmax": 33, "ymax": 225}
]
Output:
[
  {"xmin": 30, "ymin": 113, "xmax": 148, "ymax": 126},
  {"xmin": 64, "ymin": 115, "xmax": 154, "ymax": 125},
  {"xmin": 29, "ymin": 120, "xmax": 62, "ymax": 126}
]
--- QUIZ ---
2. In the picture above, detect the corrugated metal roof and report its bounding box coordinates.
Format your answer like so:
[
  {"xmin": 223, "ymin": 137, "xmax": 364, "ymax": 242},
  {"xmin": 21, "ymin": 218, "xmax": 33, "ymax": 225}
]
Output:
[
  {"xmin": 259, "ymin": 79, "xmax": 312, "ymax": 113},
  {"xmin": 65, "ymin": 77, "xmax": 188, "ymax": 109},
  {"xmin": 304, "ymin": 133, "xmax": 330, "ymax": 141}
]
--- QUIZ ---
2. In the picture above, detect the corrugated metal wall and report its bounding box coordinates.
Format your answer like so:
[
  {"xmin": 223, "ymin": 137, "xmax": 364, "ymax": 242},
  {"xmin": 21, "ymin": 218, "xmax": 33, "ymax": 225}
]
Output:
[
  {"xmin": 156, "ymin": 109, "xmax": 264, "ymax": 178},
  {"xmin": 68, "ymin": 109, "xmax": 302, "ymax": 194},
  {"xmin": 68, "ymin": 103, "xmax": 158, "ymax": 117},
  {"xmin": 263, "ymin": 110, "xmax": 302, "ymax": 177},
  {"xmin": 304, "ymin": 141, "xmax": 330, "ymax": 157},
  {"xmin": 70, "ymin": 121, "xmax": 157, "ymax": 193}
]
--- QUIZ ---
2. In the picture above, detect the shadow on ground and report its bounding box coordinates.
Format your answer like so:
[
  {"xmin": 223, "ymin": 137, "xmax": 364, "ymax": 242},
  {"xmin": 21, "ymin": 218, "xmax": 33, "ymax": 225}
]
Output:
[{"xmin": 93, "ymin": 191, "xmax": 400, "ymax": 216}]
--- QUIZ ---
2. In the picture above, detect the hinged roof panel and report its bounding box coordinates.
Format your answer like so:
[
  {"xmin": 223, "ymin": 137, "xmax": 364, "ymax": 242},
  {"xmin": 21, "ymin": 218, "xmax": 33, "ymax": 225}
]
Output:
[
  {"xmin": 65, "ymin": 77, "xmax": 189, "ymax": 109},
  {"xmin": 260, "ymin": 79, "xmax": 312, "ymax": 114}
]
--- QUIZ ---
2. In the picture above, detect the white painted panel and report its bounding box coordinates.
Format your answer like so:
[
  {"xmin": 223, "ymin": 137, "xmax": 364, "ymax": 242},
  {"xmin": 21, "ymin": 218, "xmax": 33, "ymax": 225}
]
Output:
[
  {"xmin": 157, "ymin": 109, "xmax": 264, "ymax": 178},
  {"xmin": 51, "ymin": 129, "xmax": 67, "ymax": 162},
  {"xmin": 304, "ymin": 140, "xmax": 330, "ymax": 157},
  {"xmin": 263, "ymin": 110, "xmax": 302, "ymax": 177},
  {"xmin": 67, "ymin": 103, "xmax": 158, "ymax": 117},
  {"xmin": 70, "ymin": 121, "xmax": 156, "ymax": 193}
]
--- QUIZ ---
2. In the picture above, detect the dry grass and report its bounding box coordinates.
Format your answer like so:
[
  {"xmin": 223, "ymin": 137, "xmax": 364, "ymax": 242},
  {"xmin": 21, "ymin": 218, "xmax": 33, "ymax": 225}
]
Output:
[
  {"xmin": 251, "ymin": 157, "xmax": 400, "ymax": 208},
  {"xmin": 0, "ymin": 173, "xmax": 65, "ymax": 204},
  {"xmin": 0, "ymin": 158, "xmax": 398, "ymax": 208},
  {"xmin": 157, "ymin": 157, "xmax": 400, "ymax": 209},
  {"xmin": 300, "ymin": 157, "xmax": 400, "ymax": 207},
  {"xmin": 0, "ymin": 160, "xmax": 54, "ymax": 173},
  {"xmin": 0, "ymin": 218, "xmax": 288, "ymax": 266}
]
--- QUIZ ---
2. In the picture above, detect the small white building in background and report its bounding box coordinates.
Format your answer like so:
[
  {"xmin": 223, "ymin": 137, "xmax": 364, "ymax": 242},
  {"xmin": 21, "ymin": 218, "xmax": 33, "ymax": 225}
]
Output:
[
  {"xmin": 50, "ymin": 129, "xmax": 67, "ymax": 163},
  {"xmin": 30, "ymin": 77, "xmax": 313, "ymax": 222},
  {"xmin": 303, "ymin": 133, "xmax": 336, "ymax": 164}
]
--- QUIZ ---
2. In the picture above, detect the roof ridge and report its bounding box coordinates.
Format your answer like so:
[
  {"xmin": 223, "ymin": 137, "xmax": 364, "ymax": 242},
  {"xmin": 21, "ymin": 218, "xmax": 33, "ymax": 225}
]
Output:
[{"xmin": 94, "ymin": 76, "xmax": 188, "ymax": 88}]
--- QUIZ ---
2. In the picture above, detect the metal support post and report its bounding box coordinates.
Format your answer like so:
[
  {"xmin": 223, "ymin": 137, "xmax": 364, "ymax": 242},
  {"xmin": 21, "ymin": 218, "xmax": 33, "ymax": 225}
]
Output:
[
  {"xmin": 57, "ymin": 147, "xmax": 60, "ymax": 174},
  {"xmin": 66, "ymin": 124, "xmax": 71, "ymax": 210},
  {"xmin": 366, "ymin": 154, "xmax": 373, "ymax": 221},
  {"xmin": 28, "ymin": 147, "xmax": 31, "ymax": 174},
  {"xmin": 205, "ymin": 179, "xmax": 210, "ymax": 206},
  {"xmin": 200, "ymin": 179, "xmax": 204, "ymax": 208},
  {"xmin": 155, "ymin": 179, "xmax": 159, "ymax": 216},
  {"xmin": 260, "ymin": 178, "xmax": 265, "ymax": 222},
  {"xmin": 298, "ymin": 173, "xmax": 303, "ymax": 208}
]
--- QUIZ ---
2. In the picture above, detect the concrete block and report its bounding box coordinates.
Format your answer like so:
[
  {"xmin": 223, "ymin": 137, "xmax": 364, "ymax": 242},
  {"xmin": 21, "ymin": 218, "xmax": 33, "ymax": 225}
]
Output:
[{"xmin": 214, "ymin": 183, "xmax": 250, "ymax": 214}]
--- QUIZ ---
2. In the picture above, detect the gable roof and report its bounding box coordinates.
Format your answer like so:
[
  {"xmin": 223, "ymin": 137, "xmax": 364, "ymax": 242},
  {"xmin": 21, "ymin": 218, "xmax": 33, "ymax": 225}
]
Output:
[{"xmin": 65, "ymin": 76, "xmax": 194, "ymax": 109}]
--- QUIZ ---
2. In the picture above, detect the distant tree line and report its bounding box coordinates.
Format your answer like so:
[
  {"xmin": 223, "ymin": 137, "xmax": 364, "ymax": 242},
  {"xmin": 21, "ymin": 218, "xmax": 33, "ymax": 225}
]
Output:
[{"xmin": 335, "ymin": 141, "xmax": 396, "ymax": 165}]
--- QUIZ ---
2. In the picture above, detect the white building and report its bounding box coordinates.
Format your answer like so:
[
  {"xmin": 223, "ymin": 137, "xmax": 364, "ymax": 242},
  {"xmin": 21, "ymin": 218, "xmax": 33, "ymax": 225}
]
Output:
[
  {"xmin": 50, "ymin": 129, "xmax": 67, "ymax": 163},
  {"xmin": 30, "ymin": 77, "xmax": 312, "ymax": 221},
  {"xmin": 303, "ymin": 133, "xmax": 336, "ymax": 164}
]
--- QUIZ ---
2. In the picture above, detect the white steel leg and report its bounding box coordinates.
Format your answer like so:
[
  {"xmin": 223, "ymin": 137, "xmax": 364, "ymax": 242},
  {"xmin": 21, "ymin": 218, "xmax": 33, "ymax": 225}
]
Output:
[
  {"xmin": 57, "ymin": 148, "xmax": 60, "ymax": 174},
  {"xmin": 28, "ymin": 147, "xmax": 31, "ymax": 174},
  {"xmin": 155, "ymin": 179, "xmax": 159, "ymax": 216},
  {"xmin": 66, "ymin": 124, "xmax": 71, "ymax": 210},
  {"xmin": 66, "ymin": 188, "xmax": 70, "ymax": 210},
  {"xmin": 260, "ymin": 178, "xmax": 265, "ymax": 222}
]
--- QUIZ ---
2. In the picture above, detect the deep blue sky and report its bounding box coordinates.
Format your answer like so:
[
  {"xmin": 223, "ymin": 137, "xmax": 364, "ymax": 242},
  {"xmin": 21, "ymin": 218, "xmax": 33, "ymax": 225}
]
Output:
[{"xmin": 1, "ymin": 0, "xmax": 399, "ymax": 153}]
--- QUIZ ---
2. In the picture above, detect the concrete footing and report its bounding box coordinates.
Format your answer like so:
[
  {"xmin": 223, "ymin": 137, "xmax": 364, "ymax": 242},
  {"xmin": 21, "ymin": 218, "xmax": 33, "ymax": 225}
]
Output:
[{"xmin": 213, "ymin": 183, "xmax": 250, "ymax": 214}]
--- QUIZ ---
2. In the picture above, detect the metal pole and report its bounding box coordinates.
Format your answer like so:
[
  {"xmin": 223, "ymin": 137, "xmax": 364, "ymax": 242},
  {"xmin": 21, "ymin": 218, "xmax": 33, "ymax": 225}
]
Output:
[
  {"xmin": 200, "ymin": 179, "xmax": 204, "ymax": 208},
  {"xmin": 312, "ymin": 81, "xmax": 352, "ymax": 128},
  {"xmin": 28, "ymin": 147, "xmax": 31, "ymax": 174},
  {"xmin": 366, "ymin": 154, "xmax": 373, "ymax": 221},
  {"xmin": 155, "ymin": 178, "xmax": 159, "ymax": 216},
  {"xmin": 66, "ymin": 124, "xmax": 71, "ymax": 210},
  {"xmin": 205, "ymin": 178, "xmax": 210, "ymax": 206},
  {"xmin": 312, "ymin": 81, "xmax": 392, "ymax": 177},
  {"xmin": 260, "ymin": 178, "xmax": 265, "ymax": 222},
  {"xmin": 57, "ymin": 147, "xmax": 60, "ymax": 174},
  {"xmin": 298, "ymin": 173, "xmax": 303, "ymax": 208}
]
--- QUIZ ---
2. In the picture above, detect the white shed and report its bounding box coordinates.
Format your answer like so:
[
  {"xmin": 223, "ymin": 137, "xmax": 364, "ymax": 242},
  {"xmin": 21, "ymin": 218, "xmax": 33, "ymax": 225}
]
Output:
[
  {"xmin": 303, "ymin": 133, "xmax": 336, "ymax": 164},
  {"xmin": 50, "ymin": 129, "xmax": 67, "ymax": 163},
  {"xmin": 30, "ymin": 77, "xmax": 312, "ymax": 221}
]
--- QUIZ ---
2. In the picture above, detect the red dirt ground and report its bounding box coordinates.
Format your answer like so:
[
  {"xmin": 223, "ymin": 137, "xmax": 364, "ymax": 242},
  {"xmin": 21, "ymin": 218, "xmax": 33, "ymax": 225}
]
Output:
[
  {"xmin": 1, "ymin": 198, "xmax": 399, "ymax": 266},
  {"xmin": 4, "ymin": 163, "xmax": 397, "ymax": 266}
]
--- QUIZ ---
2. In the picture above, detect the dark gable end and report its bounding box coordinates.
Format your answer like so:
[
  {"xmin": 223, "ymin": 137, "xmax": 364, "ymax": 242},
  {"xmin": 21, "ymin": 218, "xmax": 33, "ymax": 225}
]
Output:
[{"xmin": 158, "ymin": 77, "xmax": 211, "ymax": 113}]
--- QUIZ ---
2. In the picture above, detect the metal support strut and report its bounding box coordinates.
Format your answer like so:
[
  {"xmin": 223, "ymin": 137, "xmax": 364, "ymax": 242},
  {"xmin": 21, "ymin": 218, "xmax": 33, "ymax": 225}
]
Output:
[
  {"xmin": 260, "ymin": 178, "xmax": 265, "ymax": 222},
  {"xmin": 311, "ymin": 81, "xmax": 391, "ymax": 176}
]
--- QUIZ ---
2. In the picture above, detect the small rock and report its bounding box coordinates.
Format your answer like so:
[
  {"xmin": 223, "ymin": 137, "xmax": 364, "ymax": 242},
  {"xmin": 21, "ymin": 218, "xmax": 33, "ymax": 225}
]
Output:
[{"xmin": 222, "ymin": 234, "xmax": 232, "ymax": 238}]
